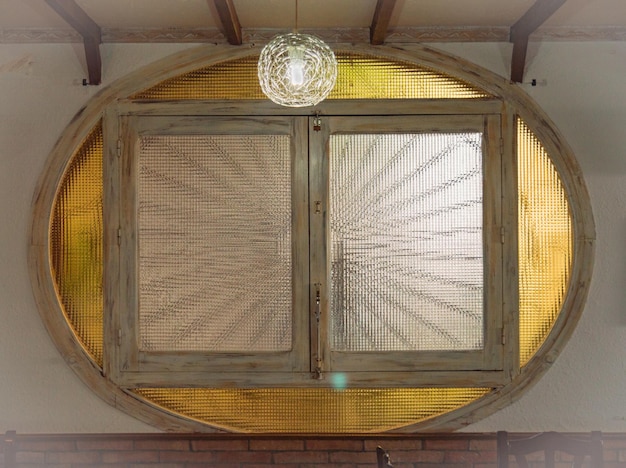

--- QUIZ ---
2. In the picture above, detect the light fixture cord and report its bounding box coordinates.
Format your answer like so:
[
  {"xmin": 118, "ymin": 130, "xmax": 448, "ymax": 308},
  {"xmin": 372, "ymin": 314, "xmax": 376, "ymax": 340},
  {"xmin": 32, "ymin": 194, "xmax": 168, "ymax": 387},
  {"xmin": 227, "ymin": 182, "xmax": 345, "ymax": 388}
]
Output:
[{"xmin": 294, "ymin": 0, "xmax": 298, "ymax": 32}]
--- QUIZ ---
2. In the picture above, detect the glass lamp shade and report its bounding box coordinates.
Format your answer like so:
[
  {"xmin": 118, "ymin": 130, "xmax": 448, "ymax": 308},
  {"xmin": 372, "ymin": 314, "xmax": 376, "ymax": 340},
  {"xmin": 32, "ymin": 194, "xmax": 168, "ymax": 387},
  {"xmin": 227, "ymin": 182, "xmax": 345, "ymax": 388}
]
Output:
[{"xmin": 258, "ymin": 32, "xmax": 338, "ymax": 107}]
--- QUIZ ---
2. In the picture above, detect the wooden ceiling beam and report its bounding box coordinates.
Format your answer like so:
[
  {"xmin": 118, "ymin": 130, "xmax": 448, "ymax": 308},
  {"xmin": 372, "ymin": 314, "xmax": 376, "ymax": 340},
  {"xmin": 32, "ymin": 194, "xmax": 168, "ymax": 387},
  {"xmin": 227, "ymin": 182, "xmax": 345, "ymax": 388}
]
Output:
[
  {"xmin": 370, "ymin": 0, "xmax": 397, "ymax": 45},
  {"xmin": 212, "ymin": 0, "xmax": 243, "ymax": 45},
  {"xmin": 509, "ymin": 0, "xmax": 567, "ymax": 82},
  {"xmin": 45, "ymin": 0, "xmax": 102, "ymax": 85}
]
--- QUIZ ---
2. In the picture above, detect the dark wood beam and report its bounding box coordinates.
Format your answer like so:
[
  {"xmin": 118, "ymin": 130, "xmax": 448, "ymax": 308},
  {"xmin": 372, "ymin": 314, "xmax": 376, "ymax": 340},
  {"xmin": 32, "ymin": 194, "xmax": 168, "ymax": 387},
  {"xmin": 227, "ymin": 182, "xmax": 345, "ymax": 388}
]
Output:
[
  {"xmin": 212, "ymin": 0, "xmax": 242, "ymax": 45},
  {"xmin": 45, "ymin": 0, "xmax": 102, "ymax": 85},
  {"xmin": 509, "ymin": 0, "xmax": 567, "ymax": 82},
  {"xmin": 370, "ymin": 0, "xmax": 397, "ymax": 45},
  {"xmin": 82, "ymin": 36, "xmax": 102, "ymax": 86}
]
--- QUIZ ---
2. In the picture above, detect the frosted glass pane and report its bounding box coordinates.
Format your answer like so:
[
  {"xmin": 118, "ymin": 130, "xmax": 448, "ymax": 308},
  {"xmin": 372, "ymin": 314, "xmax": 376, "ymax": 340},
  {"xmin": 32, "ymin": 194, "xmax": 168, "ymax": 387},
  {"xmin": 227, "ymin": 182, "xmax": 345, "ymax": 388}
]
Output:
[
  {"xmin": 329, "ymin": 133, "xmax": 484, "ymax": 351},
  {"xmin": 138, "ymin": 135, "xmax": 292, "ymax": 352}
]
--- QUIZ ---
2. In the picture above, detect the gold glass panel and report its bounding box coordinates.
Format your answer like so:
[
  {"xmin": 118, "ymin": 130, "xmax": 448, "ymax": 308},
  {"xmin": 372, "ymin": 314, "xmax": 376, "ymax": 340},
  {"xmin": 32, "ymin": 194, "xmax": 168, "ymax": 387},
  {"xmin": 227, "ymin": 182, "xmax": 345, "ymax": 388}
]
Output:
[
  {"xmin": 517, "ymin": 118, "xmax": 573, "ymax": 366},
  {"xmin": 133, "ymin": 53, "xmax": 491, "ymax": 101},
  {"xmin": 50, "ymin": 122, "xmax": 104, "ymax": 365},
  {"xmin": 334, "ymin": 53, "xmax": 491, "ymax": 99},
  {"xmin": 133, "ymin": 387, "xmax": 489, "ymax": 433}
]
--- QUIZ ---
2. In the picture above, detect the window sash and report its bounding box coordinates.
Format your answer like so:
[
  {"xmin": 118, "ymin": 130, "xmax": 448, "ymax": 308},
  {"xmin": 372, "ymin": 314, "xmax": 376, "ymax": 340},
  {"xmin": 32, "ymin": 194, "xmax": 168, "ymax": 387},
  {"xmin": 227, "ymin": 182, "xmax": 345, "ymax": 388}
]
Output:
[
  {"xmin": 103, "ymin": 113, "xmax": 310, "ymax": 386},
  {"xmin": 309, "ymin": 115, "xmax": 505, "ymax": 376},
  {"xmin": 103, "ymin": 101, "xmax": 512, "ymax": 388}
]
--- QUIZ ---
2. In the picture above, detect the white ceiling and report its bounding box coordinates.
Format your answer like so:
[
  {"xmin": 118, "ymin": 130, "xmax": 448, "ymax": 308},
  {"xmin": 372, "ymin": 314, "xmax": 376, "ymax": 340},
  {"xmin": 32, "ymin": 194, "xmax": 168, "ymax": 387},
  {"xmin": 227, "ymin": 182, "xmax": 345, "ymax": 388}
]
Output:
[{"xmin": 1, "ymin": 0, "xmax": 626, "ymax": 43}]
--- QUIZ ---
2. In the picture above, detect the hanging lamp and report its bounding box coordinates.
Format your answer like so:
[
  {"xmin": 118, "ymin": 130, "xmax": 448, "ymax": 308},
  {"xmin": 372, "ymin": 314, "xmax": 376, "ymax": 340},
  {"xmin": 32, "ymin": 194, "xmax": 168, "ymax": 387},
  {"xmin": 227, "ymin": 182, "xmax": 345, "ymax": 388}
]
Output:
[{"xmin": 257, "ymin": 1, "xmax": 337, "ymax": 107}]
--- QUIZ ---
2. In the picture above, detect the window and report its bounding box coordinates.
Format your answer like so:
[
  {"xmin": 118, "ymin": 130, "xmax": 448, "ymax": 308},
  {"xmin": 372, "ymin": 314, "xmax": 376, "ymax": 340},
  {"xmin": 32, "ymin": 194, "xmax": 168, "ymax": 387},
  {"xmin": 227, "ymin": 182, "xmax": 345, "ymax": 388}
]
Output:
[
  {"xmin": 105, "ymin": 112, "xmax": 308, "ymax": 385},
  {"xmin": 103, "ymin": 101, "xmax": 511, "ymax": 388},
  {"xmin": 34, "ymin": 47, "xmax": 594, "ymax": 432}
]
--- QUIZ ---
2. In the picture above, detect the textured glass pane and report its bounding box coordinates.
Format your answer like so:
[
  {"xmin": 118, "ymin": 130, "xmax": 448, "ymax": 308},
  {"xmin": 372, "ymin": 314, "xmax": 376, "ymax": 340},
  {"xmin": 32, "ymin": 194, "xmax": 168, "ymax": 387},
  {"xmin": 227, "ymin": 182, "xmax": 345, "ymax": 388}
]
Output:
[
  {"xmin": 334, "ymin": 53, "xmax": 490, "ymax": 99},
  {"xmin": 138, "ymin": 135, "xmax": 292, "ymax": 352},
  {"xmin": 133, "ymin": 53, "xmax": 491, "ymax": 100},
  {"xmin": 518, "ymin": 119, "xmax": 573, "ymax": 365},
  {"xmin": 330, "ymin": 133, "xmax": 483, "ymax": 351},
  {"xmin": 134, "ymin": 387, "xmax": 488, "ymax": 433},
  {"xmin": 50, "ymin": 122, "xmax": 103, "ymax": 365}
]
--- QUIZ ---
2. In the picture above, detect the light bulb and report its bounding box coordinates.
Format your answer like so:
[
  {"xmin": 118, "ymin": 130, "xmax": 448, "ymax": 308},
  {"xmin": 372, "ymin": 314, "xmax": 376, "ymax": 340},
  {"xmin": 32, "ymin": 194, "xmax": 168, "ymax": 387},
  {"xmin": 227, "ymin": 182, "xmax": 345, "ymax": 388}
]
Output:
[
  {"xmin": 287, "ymin": 45, "xmax": 305, "ymax": 87},
  {"xmin": 289, "ymin": 59, "xmax": 305, "ymax": 86}
]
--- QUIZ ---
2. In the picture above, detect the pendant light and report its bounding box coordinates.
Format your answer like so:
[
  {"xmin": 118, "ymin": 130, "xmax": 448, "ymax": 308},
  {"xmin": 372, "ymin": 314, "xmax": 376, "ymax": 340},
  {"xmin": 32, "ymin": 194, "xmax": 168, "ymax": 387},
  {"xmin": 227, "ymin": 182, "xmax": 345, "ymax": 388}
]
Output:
[{"xmin": 257, "ymin": 0, "xmax": 337, "ymax": 107}]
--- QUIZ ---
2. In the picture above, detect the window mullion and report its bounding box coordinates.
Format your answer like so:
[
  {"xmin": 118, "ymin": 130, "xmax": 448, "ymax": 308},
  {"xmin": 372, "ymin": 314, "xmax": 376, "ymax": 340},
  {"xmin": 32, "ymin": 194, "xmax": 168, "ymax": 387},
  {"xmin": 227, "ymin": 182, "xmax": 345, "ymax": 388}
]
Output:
[
  {"xmin": 308, "ymin": 115, "xmax": 331, "ymax": 379},
  {"xmin": 500, "ymin": 105, "xmax": 520, "ymax": 378},
  {"xmin": 291, "ymin": 116, "xmax": 312, "ymax": 373},
  {"xmin": 483, "ymin": 113, "xmax": 506, "ymax": 369}
]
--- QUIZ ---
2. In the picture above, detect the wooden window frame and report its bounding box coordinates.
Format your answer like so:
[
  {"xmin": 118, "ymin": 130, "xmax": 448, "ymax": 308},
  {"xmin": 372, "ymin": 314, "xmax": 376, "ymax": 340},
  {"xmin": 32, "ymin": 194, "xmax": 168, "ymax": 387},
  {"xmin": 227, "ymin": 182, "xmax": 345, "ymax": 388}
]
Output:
[
  {"xmin": 102, "ymin": 99, "xmax": 517, "ymax": 389},
  {"xmin": 29, "ymin": 44, "xmax": 594, "ymax": 432},
  {"xmin": 315, "ymin": 115, "xmax": 505, "ymax": 379}
]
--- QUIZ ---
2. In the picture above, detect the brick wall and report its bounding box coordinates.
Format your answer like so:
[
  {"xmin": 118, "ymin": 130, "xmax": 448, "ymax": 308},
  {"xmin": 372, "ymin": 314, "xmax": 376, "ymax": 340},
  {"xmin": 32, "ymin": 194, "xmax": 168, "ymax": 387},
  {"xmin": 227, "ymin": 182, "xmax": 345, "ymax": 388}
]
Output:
[{"xmin": 1, "ymin": 431, "xmax": 624, "ymax": 468}]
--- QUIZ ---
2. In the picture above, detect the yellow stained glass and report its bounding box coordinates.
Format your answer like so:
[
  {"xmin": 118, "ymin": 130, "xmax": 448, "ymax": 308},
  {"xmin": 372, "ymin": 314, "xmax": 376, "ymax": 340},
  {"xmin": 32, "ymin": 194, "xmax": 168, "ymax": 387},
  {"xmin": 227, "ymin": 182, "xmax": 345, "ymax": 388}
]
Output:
[
  {"xmin": 50, "ymin": 122, "xmax": 104, "ymax": 366},
  {"xmin": 133, "ymin": 387, "xmax": 489, "ymax": 433},
  {"xmin": 133, "ymin": 52, "xmax": 491, "ymax": 101},
  {"xmin": 518, "ymin": 119, "xmax": 573, "ymax": 366}
]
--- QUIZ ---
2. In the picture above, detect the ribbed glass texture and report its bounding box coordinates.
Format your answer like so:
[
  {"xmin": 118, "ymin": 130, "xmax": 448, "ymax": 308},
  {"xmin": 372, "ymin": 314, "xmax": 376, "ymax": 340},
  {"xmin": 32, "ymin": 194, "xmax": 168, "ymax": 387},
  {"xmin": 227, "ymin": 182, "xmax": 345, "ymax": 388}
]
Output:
[
  {"xmin": 517, "ymin": 119, "xmax": 573, "ymax": 365},
  {"xmin": 50, "ymin": 122, "xmax": 104, "ymax": 365},
  {"xmin": 133, "ymin": 53, "xmax": 491, "ymax": 101},
  {"xmin": 334, "ymin": 53, "xmax": 491, "ymax": 99},
  {"xmin": 329, "ymin": 133, "xmax": 484, "ymax": 351},
  {"xmin": 133, "ymin": 387, "xmax": 489, "ymax": 433},
  {"xmin": 138, "ymin": 135, "xmax": 292, "ymax": 352}
]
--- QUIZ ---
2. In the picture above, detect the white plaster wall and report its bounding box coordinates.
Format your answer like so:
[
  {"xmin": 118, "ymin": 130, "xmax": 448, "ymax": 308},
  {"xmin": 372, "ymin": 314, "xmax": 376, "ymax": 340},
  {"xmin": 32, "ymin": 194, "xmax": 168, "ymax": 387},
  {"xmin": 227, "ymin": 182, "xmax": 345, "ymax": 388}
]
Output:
[
  {"xmin": 0, "ymin": 43, "xmax": 195, "ymax": 433},
  {"xmin": 0, "ymin": 40, "xmax": 625, "ymax": 433}
]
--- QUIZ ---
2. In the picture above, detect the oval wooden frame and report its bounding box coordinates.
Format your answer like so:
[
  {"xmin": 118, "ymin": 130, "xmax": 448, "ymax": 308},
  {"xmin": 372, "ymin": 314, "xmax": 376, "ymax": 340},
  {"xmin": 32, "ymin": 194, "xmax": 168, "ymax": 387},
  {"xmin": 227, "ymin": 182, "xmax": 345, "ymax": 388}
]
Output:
[{"xmin": 29, "ymin": 43, "xmax": 595, "ymax": 432}]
